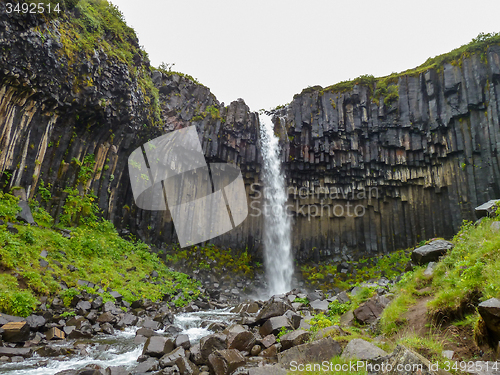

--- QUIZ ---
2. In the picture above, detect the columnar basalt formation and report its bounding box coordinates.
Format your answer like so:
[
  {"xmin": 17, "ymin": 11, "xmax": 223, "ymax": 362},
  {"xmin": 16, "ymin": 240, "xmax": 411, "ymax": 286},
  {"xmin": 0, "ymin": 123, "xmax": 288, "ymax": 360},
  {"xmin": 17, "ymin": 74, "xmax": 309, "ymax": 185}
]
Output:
[{"xmin": 1, "ymin": 6, "xmax": 500, "ymax": 263}]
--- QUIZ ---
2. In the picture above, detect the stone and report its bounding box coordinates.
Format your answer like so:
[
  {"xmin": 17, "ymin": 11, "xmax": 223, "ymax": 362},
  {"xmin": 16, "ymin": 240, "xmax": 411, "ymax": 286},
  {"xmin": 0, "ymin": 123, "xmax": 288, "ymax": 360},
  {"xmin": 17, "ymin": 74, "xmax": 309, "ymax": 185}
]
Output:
[
  {"xmin": 189, "ymin": 344, "xmax": 204, "ymax": 365},
  {"xmin": 259, "ymin": 345, "xmax": 277, "ymax": 358},
  {"xmin": 250, "ymin": 345, "xmax": 261, "ymax": 356},
  {"xmin": 340, "ymin": 338, "xmax": 388, "ymax": 360},
  {"xmin": 91, "ymin": 296, "xmax": 104, "ymax": 309},
  {"xmin": 26, "ymin": 315, "xmax": 46, "ymax": 330},
  {"xmin": 227, "ymin": 330, "xmax": 256, "ymax": 352},
  {"xmin": 336, "ymin": 291, "xmax": 350, "ymax": 304},
  {"xmin": 442, "ymin": 350, "xmax": 454, "ymax": 360},
  {"xmin": 0, "ymin": 313, "xmax": 25, "ymax": 325},
  {"xmin": 116, "ymin": 313, "xmax": 138, "ymax": 328},
  {"xmin": 478, "ymin": 298, "xmax": 500, "ymax": 341},
  {"xmin": 353, "ymin": 295, "xmax": 391, "ymax": 325},
  {"xmin": 310, "ymin": 300, "xmax": 329, "ymax": 313},
  {"xmin": 105, "ymin": 366, "xmax": 131, "ymax": 375},
  {"xmin": 307, "ymin": 291, "xmax": 323, "ymax": 302},
  {"xmin": 475, "ymin": 200, "xmax": 500, "ymax": 218},
  {"xmin": 175, "ymin": 356, "xmax": 200, "ymax": 375},
  {"xmin": 46, "ymin": 327, "xmax": 65, "ymax": 340},
  {"xmin": 260, "ymin": 334, "xmax": 276, "ymax": 348},
  {"xmin": 279, "ymin": 330, "xmax": 311, "ymax": 350},
  {"xmin": 256, "ymin": 297, "xmax": 293, "ymax": 322},
  {"xmin": 143, "ymin": 336, "xmax": 175, "ymax": 358},
  {"xmin": 1, "ymin": 321, "xmax": 30, "ymax": 342},
  {"xmin": 109, "ymin": 291, "xmax": 123, "ymax": 302},
  {"xmin": 340, "ymin": 310, "xmax": 355, "ymax": 327},
  {"xmin": 284, "ymin": 311, "xmax": 303, "ymax": 330},
  {"xmin": 134, "ymin": 357, "xmax": 159, "ymax": 373},
  {"xmin": 259, "ymin": 316, "xmax": 292, "ymax": 337},
  {"xmin": 208, "ymin": 349, "xmax": 246, "ymax": 375},
  {"xmin": 97, "ymin": 312, "xmax": 117, "ymax": 324},
  {"xmin": 16, "ymin": 200, "xmax": 35, "ymax": 224},
  {"xmin": 278, "ymin": 337, "xmax": 342, "ymax": 369},
  {"xmin": 200, "ymin": 333, "xmax": 227, "ymax": 361},
  {"xmin": 381, "ymin": 345, "xmax": 452, "ymax": 374},
  {"xmin": 159, "ymin": 346, "xmax": 186, "ymax": 368},
  {"xmin": 175, "ymin": 334, "xmax": 191, "ymax": 349},
  {"xmin": 76, "ymin": 300, "xmax": 92, "ymax": 314},
  {"xmin": 411, "ymin": 240, "xmax": 454, "ymax": 265},
  {"xmin": 424, "ymin": 262, "xmax": 437, "ymax": 277},
  {"xmin": 36, "ymin": 345, "xmax": 73, "ymax": 357},
  {"xmin": 0, "ymin": 347, "xmax": 33, "ymax": 358}
]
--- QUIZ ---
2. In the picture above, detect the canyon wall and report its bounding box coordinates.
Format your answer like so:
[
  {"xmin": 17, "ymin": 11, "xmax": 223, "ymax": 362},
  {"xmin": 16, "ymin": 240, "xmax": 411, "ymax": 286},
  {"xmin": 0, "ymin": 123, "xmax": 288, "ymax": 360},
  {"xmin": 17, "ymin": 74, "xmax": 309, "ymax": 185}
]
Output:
[{"xmin": 1, "ymin": 6, "xmax": 500, "ymax": 263}]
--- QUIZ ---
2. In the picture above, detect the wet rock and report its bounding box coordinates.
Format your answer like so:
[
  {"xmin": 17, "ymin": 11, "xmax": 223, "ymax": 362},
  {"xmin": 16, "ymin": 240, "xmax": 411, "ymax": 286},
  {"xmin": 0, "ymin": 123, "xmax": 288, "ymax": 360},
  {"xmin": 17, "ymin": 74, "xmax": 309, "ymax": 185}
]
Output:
[
  {"xmin": 175, "ymin": 334, "xmax": 191, "ymax": 349},
  {"xmin": 105, "ymin": 366, "xmax": 131, "ymax": 375},
  {"xmin": 341, "ymin": 338, "xmax": 388, "ymax": 360},
  {"xmin": 208, "ymin": 349, "xmax": 246, "ymax": 375},
  {"xmin": 200, "ymin": 333, "xmax": 227, "ymax": 361},
  {"xmin": 278, "ymin": 337, "xmax": 342, "ymax": 369},
  {"xmin": 1, "ymin": 321, "xmax": 30, "ymax": 342},
  {"xmin": 259, "ymin": 316, "xmax": 292, "ymax": 337},
  {"xmin": 227, "ymin": 330, "xmax": 256, "ymax": 352},
  {"xmin": 159, "ymin": 347, "xmax": 186, "ymax": 368},
  {"xmin": 101, "ymin": 323, "xmax": 114, "ymax": 335},
  {"xmin": 174, "ymin": 356, "xmax": 199, "ymax": 375},
  {"xmin": 256, "ymin": 297, "xmax": 293, "ymax": 322},
  {"xmin": 279, "ymin": 330, "xmax": 311, "ymax": 350},
  {"xmin": 134, "ymin": 357, "xmax": 159, "ymax": 373},
  {"xmin": 478, "ymin": 298, "xmax": 500, "ymax": 342},
  {"xmin": 381, "ymin": 345, "xmax": 452, "ymax": 374},
  {"xmin": 0, "ymin": 347, "xmax": 33, "ymax": 358},
  {"xmin": 411, "ymin": 240, "xmax": 454, "ymax": 265},
  {"xmin": 143, "ymin": 336, "xmax": 175, "ymax": 358},
  {"xmin": 36, "ymin": 345, "xmax": 74, "ymax": 357}
]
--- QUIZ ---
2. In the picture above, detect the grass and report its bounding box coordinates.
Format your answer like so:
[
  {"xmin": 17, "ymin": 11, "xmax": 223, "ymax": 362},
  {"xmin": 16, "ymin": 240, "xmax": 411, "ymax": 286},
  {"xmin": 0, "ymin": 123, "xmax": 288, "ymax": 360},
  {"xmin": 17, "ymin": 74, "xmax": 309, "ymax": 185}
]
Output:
[
  {"xmin": 291, "ymin": 32, "xmax": 500, "ymax": 102},
  {"xmin": 0, "ymin": 192, "xmax": 201, "ymax": 317}
]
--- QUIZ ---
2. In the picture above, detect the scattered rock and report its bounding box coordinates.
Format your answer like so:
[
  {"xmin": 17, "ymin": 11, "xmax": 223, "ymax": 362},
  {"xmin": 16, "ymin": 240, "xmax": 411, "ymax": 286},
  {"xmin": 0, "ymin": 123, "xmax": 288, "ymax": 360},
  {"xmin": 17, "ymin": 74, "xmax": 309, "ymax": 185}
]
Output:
[
  {"xmin": 208, "ymin": 349, "xmax": 246, "ymax": 375},
  {"xmin": 411, "ymin": 240, "xmax": 454, "ymax": 265}
]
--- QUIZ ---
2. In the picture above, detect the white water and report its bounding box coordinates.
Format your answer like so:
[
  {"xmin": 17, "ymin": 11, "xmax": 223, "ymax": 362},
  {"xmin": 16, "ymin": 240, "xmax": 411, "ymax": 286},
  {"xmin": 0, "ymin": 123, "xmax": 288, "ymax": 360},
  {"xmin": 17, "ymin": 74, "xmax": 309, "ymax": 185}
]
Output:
[
  {"xmin": 0, "ymin": 309, "xmax": 236, "ymax": 375},
  {"xmin": 259, "ymin": 113, "xmax": 293, "ymax": 296}
]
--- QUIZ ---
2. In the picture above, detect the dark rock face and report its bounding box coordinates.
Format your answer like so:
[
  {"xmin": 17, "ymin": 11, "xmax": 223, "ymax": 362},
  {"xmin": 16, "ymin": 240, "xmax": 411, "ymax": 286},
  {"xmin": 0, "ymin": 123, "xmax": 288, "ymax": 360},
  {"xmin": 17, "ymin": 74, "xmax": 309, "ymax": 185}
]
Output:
[
  {"xmin": 2, "ymin": 6, "xmax": 500, "ymax": 262},
  {"xmin": 411, "ymin": 240, "xmax": 454, "ymax": 265},
  {"xmin": 278, "ymin": 337, "xmax": 342, "ymax": 369}
]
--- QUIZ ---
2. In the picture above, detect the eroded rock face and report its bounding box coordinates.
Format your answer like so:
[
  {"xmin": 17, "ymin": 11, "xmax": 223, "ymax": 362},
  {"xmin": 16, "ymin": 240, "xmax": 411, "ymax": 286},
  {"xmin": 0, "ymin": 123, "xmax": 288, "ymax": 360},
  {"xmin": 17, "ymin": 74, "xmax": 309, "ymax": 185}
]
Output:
[{"xmin": 2, "ymin": 5, "xmax": 500, "ymax": 262}]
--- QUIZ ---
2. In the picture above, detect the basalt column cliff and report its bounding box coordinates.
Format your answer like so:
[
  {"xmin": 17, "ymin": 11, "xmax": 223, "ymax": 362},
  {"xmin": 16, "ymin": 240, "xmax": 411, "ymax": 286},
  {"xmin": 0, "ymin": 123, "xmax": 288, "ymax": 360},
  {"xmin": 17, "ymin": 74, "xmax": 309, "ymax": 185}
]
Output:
[{"xmin": 1, "ymin": 5, "xmax": 500, "ymax": 263}]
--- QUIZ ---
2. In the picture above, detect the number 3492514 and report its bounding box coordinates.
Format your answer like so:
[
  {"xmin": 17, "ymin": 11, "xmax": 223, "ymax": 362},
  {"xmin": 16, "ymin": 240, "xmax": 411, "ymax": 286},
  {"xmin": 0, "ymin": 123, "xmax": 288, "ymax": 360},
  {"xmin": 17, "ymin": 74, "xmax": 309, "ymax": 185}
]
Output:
[{"xmin": 6, "ymin": 3, "xmax": 62, "ymax": 14}]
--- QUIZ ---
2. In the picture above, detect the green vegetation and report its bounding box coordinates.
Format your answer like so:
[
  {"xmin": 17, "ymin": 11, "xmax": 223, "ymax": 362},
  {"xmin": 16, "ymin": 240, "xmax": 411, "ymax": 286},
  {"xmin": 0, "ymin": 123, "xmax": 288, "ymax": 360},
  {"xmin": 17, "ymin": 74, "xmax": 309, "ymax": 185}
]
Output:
[
  {"xmin": 301, "ymin": 249, "xmax": 411, "ymax": 291},
  {"xmin": 291, "ymin": 32, "xmax": 500, "ymax": 103},
  {"xmin": 165, "ymin": 244, "xmax": 256, "ymax": 278},
  {"xmin": 0, "ymin": 190, "xmax": 201, "ymax": 317}
]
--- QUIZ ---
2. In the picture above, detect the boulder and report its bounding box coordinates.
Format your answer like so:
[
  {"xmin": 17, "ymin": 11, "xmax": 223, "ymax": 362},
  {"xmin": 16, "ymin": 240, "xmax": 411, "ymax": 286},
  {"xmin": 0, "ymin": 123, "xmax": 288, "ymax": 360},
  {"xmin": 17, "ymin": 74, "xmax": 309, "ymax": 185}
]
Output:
[
  {"xmin": 175, "ymin": 356, "xmax": 200, "ymax": 375},
  {"xmin": 354, "ymin": 295, "xmax": 390, "ymax": 325},
  {"xmin": 478, "ymin": 298, "xmax": 500, "ymax": 341},
  {"xmin": 259, "ymin": 316, "xmax": 292, "ymax": 337},
  {"xmin": 0, "ymin": 347, "xmax": 33, "ymax": 358},
  {"xmin": 339, "ymin": 310, "xmax": 355, "ymax": 327},
  {"xmin": 159, "ymin": 347, "xmax": 186, "ymax": 368},
  {"xmin": 341, "ymin": 338, "xmax": 388, "ymax": 360},
  {"xmin": 256, "ymin": 297, "xmax": 293, "ymax": 322},
  {"xmin": 381, "ymin": 345, "xmax": 452, "ymax": 374},
  {"xmin": 189, "ymin": 343, "xmax": 204, "ymax": 365},
  {"xmin": 134, "ymin": 357, "xmax": 159, "ymax": 373},
  {"xmin": 0, "ymin": 313, "xmax": 25, "ymax": 325},
  {"xmin": 17, "ymin": 200, "xmax": 35, "ymax": 224},
  {"xmin": 260, "ymin": 334, "xmax": 276, "ymax": 348},
  {"xmin": 208, "ymin": 349, "xmax": 245, "ymax": 375},
  {"xmin": 200, "ymin": 333, "xmax": 227, "ymax": 361},
  {"xmin": 105, "ymin": 366, "xmax": 131, "ymax": 375},
  {"xmin": 142, "ymin": 336, "xmax": 175, "ymax": 358},
  {"xmin": 26, "ymin": 315, "xmax": 46, "ymax": 330},
  {"xmin": 227, "ymin": 330, "xmax": 256, "ymax": 352},
  {"xmin": 175, "ymin": 334, "xmax": 191, "ymax": 349},
  {"xmin": 1, "ymin": 321, "xmax": 30, "ymax": 342},
  {"xmin": 278, "ymin": 337, "xmax": 342, "ymax": 369},
  {"xmin": 411, "ymin": 240, "xmax": 454, "ymax": 265},
  {"xmin": 475, "ymin": 199, "xmax": 500, "ymax": 218},
  {"xmin": 97, "ymin": 312, "xmax": 117, "ymax": 324},
  {"xmin": 279, "ymin": 330, "xmax": 311, "ymax": 350}
]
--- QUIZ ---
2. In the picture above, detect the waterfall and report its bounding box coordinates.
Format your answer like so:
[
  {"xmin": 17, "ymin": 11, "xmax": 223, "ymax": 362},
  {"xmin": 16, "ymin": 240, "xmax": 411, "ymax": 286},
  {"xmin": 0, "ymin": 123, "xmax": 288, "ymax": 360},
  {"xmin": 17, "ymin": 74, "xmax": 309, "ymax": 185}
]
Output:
[{"xmin": 259, "ymin": 113, "xmax": 293, "ymax": 296}]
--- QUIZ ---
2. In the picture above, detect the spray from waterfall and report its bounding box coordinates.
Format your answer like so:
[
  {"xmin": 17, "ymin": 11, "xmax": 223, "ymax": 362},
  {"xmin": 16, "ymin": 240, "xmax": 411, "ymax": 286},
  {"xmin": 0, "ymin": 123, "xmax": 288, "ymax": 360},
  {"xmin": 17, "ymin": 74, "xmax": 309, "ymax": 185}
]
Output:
[{"xmin": 259, "ymin": 113, "xmax": 293, "ymax": 296}]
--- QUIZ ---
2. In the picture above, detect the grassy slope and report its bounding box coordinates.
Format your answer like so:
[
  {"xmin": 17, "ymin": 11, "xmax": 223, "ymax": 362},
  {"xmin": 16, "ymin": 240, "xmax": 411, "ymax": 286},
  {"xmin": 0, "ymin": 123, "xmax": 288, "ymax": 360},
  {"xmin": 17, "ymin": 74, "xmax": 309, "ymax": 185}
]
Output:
[{"xmin": 0, "ymin": 192, "xmax": 201, "ymax": 317}]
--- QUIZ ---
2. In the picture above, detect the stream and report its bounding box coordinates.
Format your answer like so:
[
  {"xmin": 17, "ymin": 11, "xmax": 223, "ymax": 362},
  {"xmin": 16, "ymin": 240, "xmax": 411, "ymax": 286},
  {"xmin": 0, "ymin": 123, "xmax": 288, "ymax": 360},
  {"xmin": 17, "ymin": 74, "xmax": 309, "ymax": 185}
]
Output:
[{"xmin": 0, "ymin": 308, "xmax": 236, "ymax": 375}]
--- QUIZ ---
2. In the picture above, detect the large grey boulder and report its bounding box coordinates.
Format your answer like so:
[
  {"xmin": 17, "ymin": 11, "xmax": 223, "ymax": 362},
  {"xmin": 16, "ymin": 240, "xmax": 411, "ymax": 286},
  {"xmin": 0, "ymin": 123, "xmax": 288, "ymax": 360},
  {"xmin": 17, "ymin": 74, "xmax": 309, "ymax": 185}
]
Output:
[
  {"xmin": 475, "ymin": 200, "xmax": 500, "ymax": 218},
  {"xmin": 208, "ymin": 349, "xmax": 245, "ymax": 375},
  {"xmin": 142, "ymin": 336, "xmax": 175, "ymax": 358},
  {"xmin": 248, "ymin": 365, "xmax": 287, "ymax": 375},
  {"xmin": 278, "ymin": 337, "xmax": 342, "ymax": 369},
  {"xmin": 380, "ymin": 345, "xmax": 452, "ymax": 374},
  {"xmin": 200, "ymin": 333, "xmax": 227, "ymax": 362},
  {"xmin": 259, "ymin": 316, "xmax": 292, "ymax": 337},
  {"xmin": 341, "ymin": 338, "xmax": 388, "ymax": 360},
  {"xmin": 310, "ymin": 300, "xmax": 329, "ymax": 313},
  {"xmin": 159, "ymin": 347, "xmax": 186, "ymax": 368},
  {"xmin": 227, "ymin": 330, "xmax": 256, "ymax": 352},
  {"xmin": 353, "ymin": 295, "xmax": 390, "ymax": 325},
  {"xmin": 411, "ymin": 240, "xmax": 454, "ymax": 265},
  {"xmin": 478, "ymin": 298, "xmax": 500, "ymax": 341},
  {"xmin": 279, "ymin": 329, "xmax": 311, "ymax": 350},
  {"xmin": 256, "ymin": 297, "xmax": 293, "ymax": 322}
]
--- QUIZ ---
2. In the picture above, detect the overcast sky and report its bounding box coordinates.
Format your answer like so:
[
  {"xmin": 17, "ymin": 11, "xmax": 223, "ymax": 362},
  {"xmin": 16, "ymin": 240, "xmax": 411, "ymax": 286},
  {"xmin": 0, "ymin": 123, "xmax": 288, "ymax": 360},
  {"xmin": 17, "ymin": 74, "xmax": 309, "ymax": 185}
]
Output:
[{"xmin": 109, "ymin": 0, "xmax": 500, "ymax": 112}]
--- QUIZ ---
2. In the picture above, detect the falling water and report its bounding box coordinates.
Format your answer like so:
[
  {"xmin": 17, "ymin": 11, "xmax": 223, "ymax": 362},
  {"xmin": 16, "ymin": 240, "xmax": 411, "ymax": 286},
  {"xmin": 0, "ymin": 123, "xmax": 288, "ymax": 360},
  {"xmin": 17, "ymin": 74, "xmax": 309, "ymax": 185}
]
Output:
[{"xmin": 259, "ymin": 113, "xmax": 293, "ymax": 296}]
